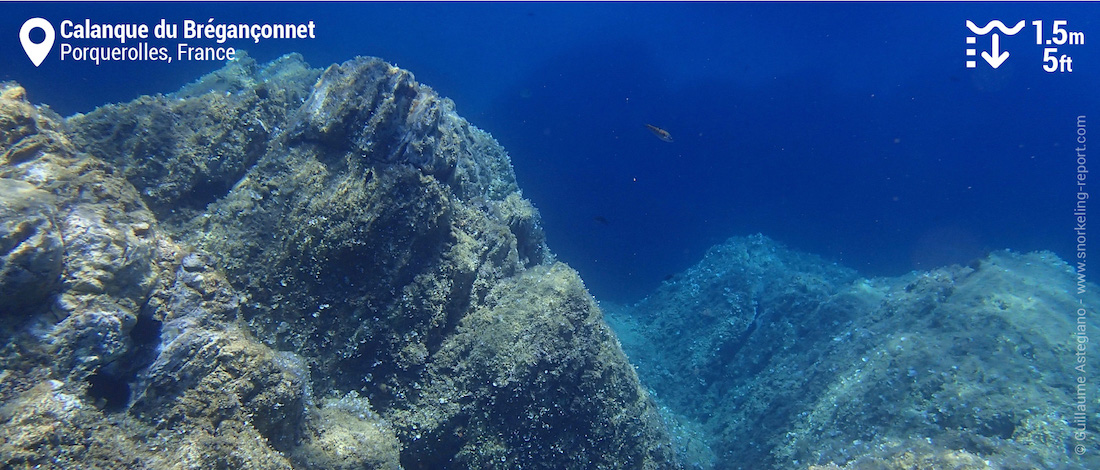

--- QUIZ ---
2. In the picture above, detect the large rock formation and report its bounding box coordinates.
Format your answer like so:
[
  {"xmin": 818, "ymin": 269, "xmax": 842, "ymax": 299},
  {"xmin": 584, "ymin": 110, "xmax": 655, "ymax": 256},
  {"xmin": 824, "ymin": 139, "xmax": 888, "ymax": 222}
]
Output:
[
  {"xmin": 0, "ymin": 54, "xmax": 679, "ymax": 469},
  {"xmin": 10, "ymin": 49, "xmax": 1087, "ymax": 470},
  {"xmin": 608, "ymin": 234, "xmax": 1100, "ymax": 469}
]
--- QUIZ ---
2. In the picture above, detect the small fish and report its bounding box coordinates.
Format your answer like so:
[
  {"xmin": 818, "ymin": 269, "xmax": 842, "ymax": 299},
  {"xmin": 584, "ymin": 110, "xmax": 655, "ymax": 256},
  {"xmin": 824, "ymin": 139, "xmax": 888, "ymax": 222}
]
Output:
[
  {"xmin": 645, "ymin": 124, "xmax": 673, "ymax": 143},
  {"xmin": 593, "ymin": 216, "xmax": 609, "ymax": 225}
]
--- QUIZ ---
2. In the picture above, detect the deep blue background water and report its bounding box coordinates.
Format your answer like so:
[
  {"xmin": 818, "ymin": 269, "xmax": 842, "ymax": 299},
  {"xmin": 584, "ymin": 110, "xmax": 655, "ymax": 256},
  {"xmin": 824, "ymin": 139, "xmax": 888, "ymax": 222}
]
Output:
[{"xmin": 4, "ymin": 2, "xmax": 1097, "ymax": 302}]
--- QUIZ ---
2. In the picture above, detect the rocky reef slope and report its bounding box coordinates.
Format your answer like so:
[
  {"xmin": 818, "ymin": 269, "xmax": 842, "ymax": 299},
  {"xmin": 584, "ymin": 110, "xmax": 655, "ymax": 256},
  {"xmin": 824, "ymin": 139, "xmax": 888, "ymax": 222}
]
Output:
[
  {"xmin": 6, "ymin": 51, "xmax": 1094, "ymax": 470},
  {"xmin": 0, "ymin": 54, "xmax": 678, "ymax": 469},
  {"xmin": 608, "ymin": 234, "xmax": 1100, "ymax": 469}
]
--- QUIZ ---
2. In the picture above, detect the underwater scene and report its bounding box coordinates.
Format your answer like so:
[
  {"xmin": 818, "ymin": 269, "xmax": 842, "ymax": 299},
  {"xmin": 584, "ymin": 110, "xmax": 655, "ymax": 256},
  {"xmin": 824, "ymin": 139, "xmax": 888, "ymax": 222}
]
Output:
[{"xmin": 1, "ymin": 2, "xmax": 1098, "ymax": 469}]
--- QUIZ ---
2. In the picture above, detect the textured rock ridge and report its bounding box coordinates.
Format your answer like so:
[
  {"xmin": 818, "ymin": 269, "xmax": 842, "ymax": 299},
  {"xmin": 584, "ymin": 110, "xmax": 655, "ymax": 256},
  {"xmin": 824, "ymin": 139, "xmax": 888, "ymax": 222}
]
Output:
[
  {"xmin": 609, "ymin": 234, "xmax": 1100, "ymax": 469},
  {"xmin": 1, "ymin": 54, "xmax": 679, "ymax": 469},
  {"xmin": 0, "ymin": 80, "xmax": 327, "ymax": 470}
]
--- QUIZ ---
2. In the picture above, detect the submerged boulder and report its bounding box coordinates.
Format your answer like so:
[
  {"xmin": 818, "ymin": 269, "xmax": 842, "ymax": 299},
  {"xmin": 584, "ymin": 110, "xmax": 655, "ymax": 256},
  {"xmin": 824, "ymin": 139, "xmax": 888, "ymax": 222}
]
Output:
[
  {"xmin": 0, "ymin": 178, "xmax": 62, "ymax": 312},
  {"xmin": 608, "ymin": 234, "xmax": 1100, "ymax": 469},
  {"xmin": 1, "ymin": 55, "xmax": 679, "ymax": 469},
  {"xmin": 0, "ymin": 79, "xmax": 317, "ymax": 470}
]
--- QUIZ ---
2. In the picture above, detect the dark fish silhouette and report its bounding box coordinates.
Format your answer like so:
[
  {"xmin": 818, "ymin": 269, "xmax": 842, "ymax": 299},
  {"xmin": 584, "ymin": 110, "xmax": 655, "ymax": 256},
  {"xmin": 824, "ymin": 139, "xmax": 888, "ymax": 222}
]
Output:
[
  {"xmin": 593, "ymin": 216, "xmax": 609, "ymax": 225},
  {"xmin": 645, "ymin": 124, "xmax": 673, "ymax": 142}
]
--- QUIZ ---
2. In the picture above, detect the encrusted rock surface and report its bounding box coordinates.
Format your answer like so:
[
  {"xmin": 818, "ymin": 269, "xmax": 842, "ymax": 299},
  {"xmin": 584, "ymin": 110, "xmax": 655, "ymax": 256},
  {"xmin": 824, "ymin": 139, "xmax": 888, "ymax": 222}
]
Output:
[
  {"xmin": 5, "ymin": 50, "xmax": 1094, "ymax": 470},
  {"xmin": 0, "ymin": 79, "xmax": 327, "ymax": 470},
  {"xmin": 608, "ymin": 234, "xmax": 1100, "ymax": 469},
  {"xmin": 395, "ymin": 263, "xmax": 672, "ymax": 469},
  {"xmin": 2, "ymin": 54, "xmax": 679, "ymax": 470},
  {"xmin": 67, "ymin": 53, "xmax": 319, "ymax": 224},
  {"xmin": 0, "ymin": 179, "xmax": 62, "ymax": 312}
]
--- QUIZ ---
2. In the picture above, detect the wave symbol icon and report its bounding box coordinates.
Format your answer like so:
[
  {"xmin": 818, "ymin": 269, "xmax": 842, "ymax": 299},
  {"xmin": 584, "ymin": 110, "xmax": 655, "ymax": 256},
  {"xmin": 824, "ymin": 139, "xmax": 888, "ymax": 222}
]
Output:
[{"xmin": 966, "ymin": 20, "xmax": 1025, "ymax": 36}]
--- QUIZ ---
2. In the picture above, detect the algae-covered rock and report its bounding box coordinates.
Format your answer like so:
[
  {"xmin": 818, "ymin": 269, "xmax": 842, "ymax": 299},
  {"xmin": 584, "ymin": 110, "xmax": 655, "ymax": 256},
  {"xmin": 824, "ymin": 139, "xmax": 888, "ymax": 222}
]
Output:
[
  {"xmin": 0, "ymin": 178, "xmax": 62, "ymax": 312},
  {"xmin": 0, "ymin": 82, "xmax": 73, "ymax": 166},
  {"xmin": 288, "ymin": 57, "xmax": 517, "ymax": 201},
  {"xmin": 0, "ymin": 379, "xmax": 147, "ymax": 468},
  {"xmin": 10, "ymin": 46, "xmax": 1088, "ymax": 470},
  {"xmin": 609, "ymin": 235, "xmax": 1100, "ymax": 469},
  {"xmin": 67, "ymin": 53, "xmax": 320, "ymax": 224},
  {"xmin": 131, "ymin": 327, "xmax": 310, "ymax": 452},
  {"xmin": 0, "ymin": 53, "xmax": 679, "ymax": 469},
  {"xmin": 157, "ymin": 57, "xmax": 544, "ymax": 396},
  {"xmin": 292, "ymin": 393, "xmax": 402, "ymax": 470},
  {"xmin": 396, "ymin": 262, "xmax": 677, "ymax": 469},
  {"xmin": 0, "ymin": 81, "xmax": 161, "ymax": 388},
  {"xmin": 0, "ymin": 65, "xmax": 324, "ymax": 470}
]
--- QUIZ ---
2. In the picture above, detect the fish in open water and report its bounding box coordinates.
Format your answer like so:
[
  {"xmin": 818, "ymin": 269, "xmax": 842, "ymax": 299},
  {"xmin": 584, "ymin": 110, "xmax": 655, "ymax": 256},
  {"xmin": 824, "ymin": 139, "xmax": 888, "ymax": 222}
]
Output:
[{"xmin": 645, "ymin": 124, "xmax": 673, "ymax": 142}]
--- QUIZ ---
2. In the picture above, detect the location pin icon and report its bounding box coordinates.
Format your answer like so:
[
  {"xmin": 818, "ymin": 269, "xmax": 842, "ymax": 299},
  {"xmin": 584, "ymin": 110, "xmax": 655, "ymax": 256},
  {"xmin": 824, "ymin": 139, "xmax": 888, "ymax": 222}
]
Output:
[{"xmin": 20, "ymin": 18, "xmax": 55, "ymax": 67}]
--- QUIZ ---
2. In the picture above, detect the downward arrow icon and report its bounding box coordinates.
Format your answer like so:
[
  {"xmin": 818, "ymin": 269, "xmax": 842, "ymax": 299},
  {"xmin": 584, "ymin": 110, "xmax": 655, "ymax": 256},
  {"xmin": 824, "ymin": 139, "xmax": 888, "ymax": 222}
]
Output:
[{"xmin": 981, "ymin": 33, "xmax": 1009, "ymax": 68}]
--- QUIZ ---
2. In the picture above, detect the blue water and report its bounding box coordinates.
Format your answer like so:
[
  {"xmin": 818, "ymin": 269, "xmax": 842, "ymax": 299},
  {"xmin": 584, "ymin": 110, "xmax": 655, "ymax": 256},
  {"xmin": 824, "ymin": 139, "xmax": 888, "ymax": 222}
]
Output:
[{"xmin": 4, "ymin": 2, "xmax": 1097, "ymax": 302}]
